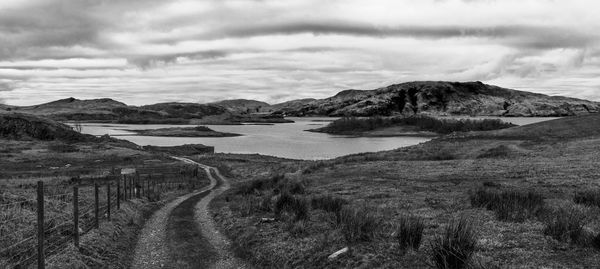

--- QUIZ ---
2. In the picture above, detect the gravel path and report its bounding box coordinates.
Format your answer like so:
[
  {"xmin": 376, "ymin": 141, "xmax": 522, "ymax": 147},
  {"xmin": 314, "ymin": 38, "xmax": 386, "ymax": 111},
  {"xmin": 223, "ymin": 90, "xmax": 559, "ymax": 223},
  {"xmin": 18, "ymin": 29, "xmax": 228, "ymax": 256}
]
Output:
[{"xmin": 131, "ymin": 157, "xmax": 248, "ymax": 269}]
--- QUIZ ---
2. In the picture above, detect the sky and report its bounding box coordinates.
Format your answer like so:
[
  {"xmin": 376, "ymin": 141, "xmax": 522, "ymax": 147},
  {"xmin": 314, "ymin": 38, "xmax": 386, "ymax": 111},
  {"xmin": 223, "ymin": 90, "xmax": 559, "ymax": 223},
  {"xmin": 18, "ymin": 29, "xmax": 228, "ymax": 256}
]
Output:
[{"xmin": 0, "ymin": 0, "xmax": 599, "ymax": 106}]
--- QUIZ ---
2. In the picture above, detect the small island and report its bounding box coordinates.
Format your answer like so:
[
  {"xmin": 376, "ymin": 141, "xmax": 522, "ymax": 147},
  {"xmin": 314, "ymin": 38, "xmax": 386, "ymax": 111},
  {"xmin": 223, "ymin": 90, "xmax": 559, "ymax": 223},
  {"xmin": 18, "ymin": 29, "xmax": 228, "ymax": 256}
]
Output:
[
  {"xmin": 125, "ymin": 126, "xmax": 242, "ymax": 137},
  {"xmin": 307, "ymin": 115, "xmax": 516, "ymax": 137}
]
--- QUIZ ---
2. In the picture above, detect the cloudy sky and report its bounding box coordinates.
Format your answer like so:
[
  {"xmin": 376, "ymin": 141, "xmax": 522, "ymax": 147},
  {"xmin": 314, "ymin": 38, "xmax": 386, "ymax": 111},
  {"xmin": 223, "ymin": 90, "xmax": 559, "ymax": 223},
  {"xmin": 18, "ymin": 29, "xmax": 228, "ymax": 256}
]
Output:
[{"xmin": 0, "ymin": 0, "xmax": 599, "ymax": 106}]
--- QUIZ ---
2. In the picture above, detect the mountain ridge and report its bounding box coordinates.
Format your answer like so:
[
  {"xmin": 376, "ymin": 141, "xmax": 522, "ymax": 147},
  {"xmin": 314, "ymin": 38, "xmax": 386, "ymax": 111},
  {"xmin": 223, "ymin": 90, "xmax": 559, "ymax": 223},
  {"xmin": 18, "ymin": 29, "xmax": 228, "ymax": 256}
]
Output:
[{"xmin": 2, "ymin": 81, "xmax": 598, "ymax": 120}]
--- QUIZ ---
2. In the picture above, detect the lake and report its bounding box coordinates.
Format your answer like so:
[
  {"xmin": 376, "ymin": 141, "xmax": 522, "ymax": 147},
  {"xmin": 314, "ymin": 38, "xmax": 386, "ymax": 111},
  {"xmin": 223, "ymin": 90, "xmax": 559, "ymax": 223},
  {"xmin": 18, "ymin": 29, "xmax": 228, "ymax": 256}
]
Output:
[{"xmin": 77, "ymin": 116, "xmax": 558, "ymax": 160}]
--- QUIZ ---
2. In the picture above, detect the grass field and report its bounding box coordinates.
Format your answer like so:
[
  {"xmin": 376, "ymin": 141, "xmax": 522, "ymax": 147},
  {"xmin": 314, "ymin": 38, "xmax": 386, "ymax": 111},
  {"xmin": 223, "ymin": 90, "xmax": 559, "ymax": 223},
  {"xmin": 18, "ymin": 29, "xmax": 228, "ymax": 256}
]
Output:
[
  {"xmin": 0, "ymin": 137, "xmax": 210, "ymax": 268},
  {"xmin": 209, "ymin": 114, "xmax": 600, "ymax": 268}
]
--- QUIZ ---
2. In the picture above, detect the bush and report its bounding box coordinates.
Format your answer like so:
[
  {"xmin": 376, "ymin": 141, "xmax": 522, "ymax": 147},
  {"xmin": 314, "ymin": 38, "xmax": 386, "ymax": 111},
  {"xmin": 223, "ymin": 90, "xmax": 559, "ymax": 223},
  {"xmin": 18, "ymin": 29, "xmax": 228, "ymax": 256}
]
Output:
[
  {"xmin": 469, "ymin": 188, "xmax": 544, "ymax": 222},
  {"xmin": 339, "ymin": 206, "xmax": 383, "ymax": 243},
  {"xmin": 543, "ymin": 204, "xmax": 588, "ymax": 243},
  {"xmin": 574, "ymin": 190, "xmax": 600, "ymax": 208},
  {"xmin": 274, "ymin": 192, "xmax": 309, "ymax": 221},
  {"xmin": 430, "ymin": 217, "xmax": 477, "ymax": 269},
  {"xmin": 396, "ymin": 215, "xmax": 425, "ymax": 251}
]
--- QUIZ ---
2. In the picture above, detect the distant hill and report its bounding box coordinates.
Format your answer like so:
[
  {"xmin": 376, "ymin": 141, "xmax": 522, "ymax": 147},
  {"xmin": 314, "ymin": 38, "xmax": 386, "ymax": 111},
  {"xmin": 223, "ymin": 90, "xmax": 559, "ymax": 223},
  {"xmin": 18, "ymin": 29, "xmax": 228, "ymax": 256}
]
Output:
[
  {"xmin": 273, "ymin": 81, "xmax": 600, "ymax": 117},
  {"xmin": 6, "ymin": 98, "xmax": 290, "ymax": 124},
  {"xmin": 210, "ymin": 99, "xmax": 270, "ymax": 114},
  {"xmin": 261, "ymin": 98, "xmax": 317, "ymax": 114}
]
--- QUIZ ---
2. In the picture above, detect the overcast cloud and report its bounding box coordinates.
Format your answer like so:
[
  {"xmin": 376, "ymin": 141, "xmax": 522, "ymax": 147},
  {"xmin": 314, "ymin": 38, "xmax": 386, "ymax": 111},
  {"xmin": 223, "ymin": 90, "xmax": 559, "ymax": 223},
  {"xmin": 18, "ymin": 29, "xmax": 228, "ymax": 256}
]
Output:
[{"xmin": 0, "ymin": 0, "xmax": 599, "ymax": 105}]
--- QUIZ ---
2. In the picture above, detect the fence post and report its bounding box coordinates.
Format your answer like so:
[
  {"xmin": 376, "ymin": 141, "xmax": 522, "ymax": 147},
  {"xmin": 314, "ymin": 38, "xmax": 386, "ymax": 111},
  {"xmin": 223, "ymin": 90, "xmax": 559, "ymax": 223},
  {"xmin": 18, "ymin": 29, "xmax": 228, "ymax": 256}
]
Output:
[
  {"xmin": 94, "ymin": 183, "xmax": 99, "ymax": 229},
  {"xmin": 106, "ymin": 183, "xmax": 111, "ymax": 220},
  {"xmin": 73, "ymin": 186, "xmax": 79, "ymax": 248},
  {"xmin": 37, "ymin": 181, "xmax": 45, "ymax": 269},
  {"xmin": 116, "ymin": 177, "xmax": 121, "ymax": 210},
  {"xmin": 129, "ymin": 177, "xmax": 133, "ymax": 199}
]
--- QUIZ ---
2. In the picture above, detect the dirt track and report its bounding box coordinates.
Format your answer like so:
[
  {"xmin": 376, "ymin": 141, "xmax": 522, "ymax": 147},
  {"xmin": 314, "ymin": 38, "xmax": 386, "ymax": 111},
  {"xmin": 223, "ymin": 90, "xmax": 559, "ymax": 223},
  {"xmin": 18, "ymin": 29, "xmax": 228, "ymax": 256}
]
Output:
[{"xmin": 131, "ymin": 157, "xmax": 247, "ymax": 269}]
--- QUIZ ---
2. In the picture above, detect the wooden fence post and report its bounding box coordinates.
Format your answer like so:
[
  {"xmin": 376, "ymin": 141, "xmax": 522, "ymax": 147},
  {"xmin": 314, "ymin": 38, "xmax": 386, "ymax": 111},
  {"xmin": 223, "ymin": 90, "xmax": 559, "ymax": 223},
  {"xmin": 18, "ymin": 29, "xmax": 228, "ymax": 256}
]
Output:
[
  {"xmin": 129, "ymin": 177, "xmax": 133, "ymax": 199},
  {"xmin": 106, "ymin": 183, "xmax": 111, "ymax": 220},
  {"xmin": 73, "ymin": 186, "xmax": 79, "ymax": 248},
  {"xmin": 94, "ymin": 183, "xmax": 99, "ymax": 229},
  {"xmin": 37, "ymin": 181, "xmax": 45, "ymax": 269},
  {"xmin": 116, "ymin": 177, "xmax": 121, "ymax": 210}
]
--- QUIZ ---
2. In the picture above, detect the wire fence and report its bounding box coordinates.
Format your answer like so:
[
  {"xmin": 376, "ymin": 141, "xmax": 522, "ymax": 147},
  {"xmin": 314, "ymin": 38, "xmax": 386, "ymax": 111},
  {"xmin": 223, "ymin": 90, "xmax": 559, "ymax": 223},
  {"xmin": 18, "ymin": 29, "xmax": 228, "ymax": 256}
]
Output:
[{"xmin": 0, "ymin": 163, "xmax": 207, "ymax": 269}]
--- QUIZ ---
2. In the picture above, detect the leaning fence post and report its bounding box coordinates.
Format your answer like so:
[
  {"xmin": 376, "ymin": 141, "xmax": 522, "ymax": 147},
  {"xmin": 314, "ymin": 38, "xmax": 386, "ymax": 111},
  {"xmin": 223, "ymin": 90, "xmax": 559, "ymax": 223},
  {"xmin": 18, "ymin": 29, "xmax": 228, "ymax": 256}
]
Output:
[
  {"xmin": 73, "ymin": 186, "xmax": 79, "ymax": 248},
  {"xmin": 94, "ymin": 183, "xmax": 99, "ymax": 229},
  {"xmin": 106, "ymin": 183, "xmax": 111, "ymax": 220},
  {"xmin": 37, "ymin": 181, "xmax": 45, "ymax": 269},
  {"xmin": 116, "ymin": 177, "xmax": 121, "ymax": 210}
]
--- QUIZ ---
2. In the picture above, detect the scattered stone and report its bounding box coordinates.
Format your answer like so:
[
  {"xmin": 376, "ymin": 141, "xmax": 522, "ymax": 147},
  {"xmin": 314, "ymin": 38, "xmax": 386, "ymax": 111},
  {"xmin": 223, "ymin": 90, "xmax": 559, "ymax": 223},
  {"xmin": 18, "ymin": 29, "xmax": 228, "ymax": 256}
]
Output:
[{"xmin": 328, "ymin": 247, "xmax": 349, "ymax": 260}]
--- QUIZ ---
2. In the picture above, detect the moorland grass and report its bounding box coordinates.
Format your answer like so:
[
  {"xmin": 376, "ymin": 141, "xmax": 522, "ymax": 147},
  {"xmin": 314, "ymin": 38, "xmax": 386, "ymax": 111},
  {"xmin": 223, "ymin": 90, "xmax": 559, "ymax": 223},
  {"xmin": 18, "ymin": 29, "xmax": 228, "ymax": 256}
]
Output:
[
  {"xmin": 396, "ymin": 215, "xmax": 425, "ymax": 251},
  {"xmin": 339, "ymin": 206, "xmax": 383, "ymax": 243},
  {"xmin": 430, "ymin": 217, "xmax": 477, "ymax": 269},
  {"xmin": 542, "ymin": 204, "xmax": 588, "ymax": 243},
  {"xmin": 274, "ymin": 192, "xmax": 309, "ymax": 221},
  {"xmin": 469, "ymin": 188, "xmax": 545, "ymax": 222},
  {"xmin": 574, "ymin": 190, "xmax": 600, "ymax": 208}
]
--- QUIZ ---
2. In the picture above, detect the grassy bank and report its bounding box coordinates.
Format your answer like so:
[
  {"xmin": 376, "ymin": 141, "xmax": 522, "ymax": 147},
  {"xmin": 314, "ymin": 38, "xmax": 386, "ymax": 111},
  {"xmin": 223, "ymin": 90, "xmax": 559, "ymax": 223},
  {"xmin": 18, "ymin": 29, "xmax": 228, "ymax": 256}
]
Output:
[
  {"xmin": 309, "ymin": 115, "xmax": 515, "ymax": 136},
  {"xmin": 209, "ymin": 115, "xmax": 600, "ymax": 268},
  {"xmin": 125, "ymin": 126, "xmax": 241, "ymax": 137}
]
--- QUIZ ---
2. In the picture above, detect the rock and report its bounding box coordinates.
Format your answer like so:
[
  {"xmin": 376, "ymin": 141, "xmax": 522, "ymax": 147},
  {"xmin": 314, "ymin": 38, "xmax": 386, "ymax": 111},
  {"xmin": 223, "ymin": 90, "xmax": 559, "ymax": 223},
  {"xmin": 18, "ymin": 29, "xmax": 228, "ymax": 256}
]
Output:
[{"xmin": 328, "ymin": 247, "xmax": 349, "ymax": 260}]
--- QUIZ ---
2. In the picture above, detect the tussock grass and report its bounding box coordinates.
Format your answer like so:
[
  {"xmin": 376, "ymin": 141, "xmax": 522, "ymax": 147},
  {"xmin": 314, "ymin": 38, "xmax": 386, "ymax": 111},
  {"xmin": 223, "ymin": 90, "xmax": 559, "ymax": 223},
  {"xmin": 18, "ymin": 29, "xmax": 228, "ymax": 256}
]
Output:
[
  {"xmin": 311, "ymin": 195, "xmax": 347, "ymax": 222},
  {"xmin": 339, "ymin": 206, "xmax": 383, "ymax": 243},
  {"xmin": 543, "ymin": 204, "xmax": 588, "ymax": 243},
  {"xmin": 235, "ymin": 174, "xmax": 284, "ymax": 195},
  {"xmin": 574, "ymin": 190, "xmax": 600, "ymax": 208},
  {"xmin": 430, "ymin": 217, "xmax": 477, "ymax": 269},
  {"xmin": 396, "ymin": 215, "xmax": 425, "ymax": 251},
  {"xmin": 469, "ymin": 188, "xmax": 544, "ymax": 222},
  {"xmin": 274, "ymin": 192, "xmax": 309, "ymax": 221}
]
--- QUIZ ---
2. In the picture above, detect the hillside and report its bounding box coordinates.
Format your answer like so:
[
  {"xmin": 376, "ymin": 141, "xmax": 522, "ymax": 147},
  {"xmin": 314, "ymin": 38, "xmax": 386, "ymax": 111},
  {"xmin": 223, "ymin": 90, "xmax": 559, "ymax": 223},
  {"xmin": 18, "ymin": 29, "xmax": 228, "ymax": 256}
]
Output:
[
  {"xmin": 483, "ymin": 113, "xmax": 600, "ymax": 140},
  {"xmin": 261, "ymin": 98, "xmax": 317, "ymax": 114},
  {"xmin": 8, "ymin": 98, "xmax": 289, "ymax": 124},
  {"xmin": 210, "ymin": 99, "xmax": 270, "ymax": 114},
  {"xmin": 275, "ymin": 81, "xmax": 600, "ymax": 117},
  {"xmin": 0, "ymin": 113, "xmax": 99, "ymax": 141}
]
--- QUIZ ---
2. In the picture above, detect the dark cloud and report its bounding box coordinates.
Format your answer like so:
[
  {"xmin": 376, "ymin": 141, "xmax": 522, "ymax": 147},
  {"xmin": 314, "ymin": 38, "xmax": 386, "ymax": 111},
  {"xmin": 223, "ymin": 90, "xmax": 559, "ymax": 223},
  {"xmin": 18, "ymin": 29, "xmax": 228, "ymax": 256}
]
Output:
[
  {"xmin": 127, "ymin": 50, "xmax": 232, "ymax": 68},
  {"xmin": 198, "ymin": 21, "xmax": 598, "ymax": 50}
]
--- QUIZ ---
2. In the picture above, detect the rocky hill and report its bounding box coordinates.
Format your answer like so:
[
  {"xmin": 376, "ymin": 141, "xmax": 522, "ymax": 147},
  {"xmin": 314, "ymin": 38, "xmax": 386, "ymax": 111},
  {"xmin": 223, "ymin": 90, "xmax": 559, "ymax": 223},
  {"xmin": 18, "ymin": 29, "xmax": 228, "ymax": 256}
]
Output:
[
  {"xmin": 210, "ymin": 99, "xmax": 270, "ymax": 114},
  {"xmin": 0, "ymin": 113, "xmax": 98, "ymax": 141},
  {"xmin": 275, "ymin": 81, "xmax": 600, "ymax": 117}
]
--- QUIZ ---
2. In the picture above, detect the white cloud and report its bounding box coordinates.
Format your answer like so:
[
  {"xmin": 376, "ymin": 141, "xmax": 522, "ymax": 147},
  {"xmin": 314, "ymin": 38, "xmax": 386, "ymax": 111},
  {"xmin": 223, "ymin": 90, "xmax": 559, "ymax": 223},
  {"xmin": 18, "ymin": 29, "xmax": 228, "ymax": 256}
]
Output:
[{"xmin": 0, "ymin": 0, "xmax": 599, "ymax": 105}]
